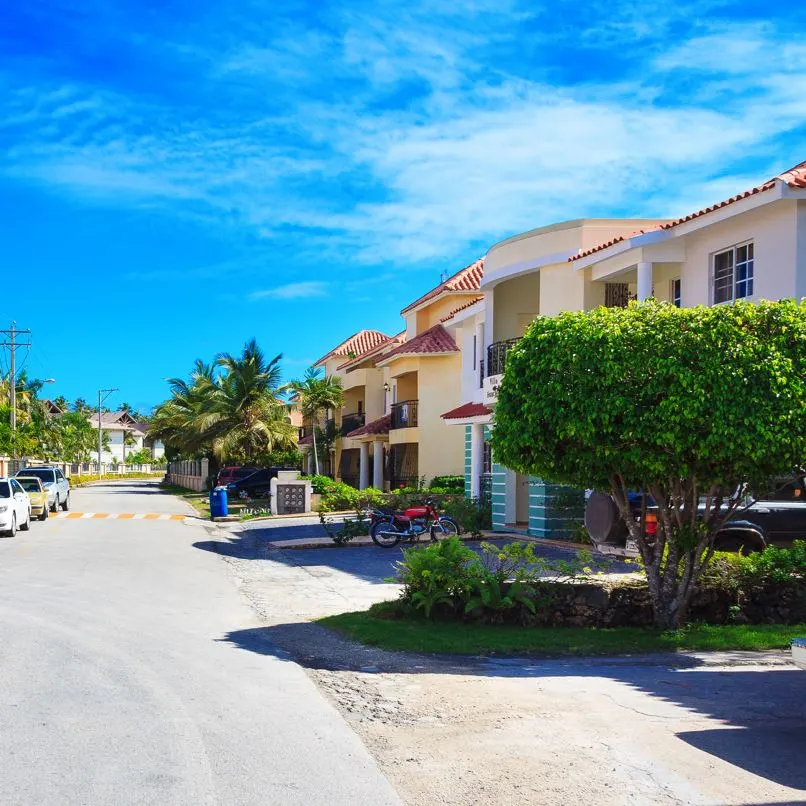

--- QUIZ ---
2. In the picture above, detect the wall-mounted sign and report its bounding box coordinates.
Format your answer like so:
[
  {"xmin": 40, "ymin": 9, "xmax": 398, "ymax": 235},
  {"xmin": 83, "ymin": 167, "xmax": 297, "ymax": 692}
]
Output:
[{"xmin": 483, "ymin": 374, "xmax": 502, "ymax": 403}]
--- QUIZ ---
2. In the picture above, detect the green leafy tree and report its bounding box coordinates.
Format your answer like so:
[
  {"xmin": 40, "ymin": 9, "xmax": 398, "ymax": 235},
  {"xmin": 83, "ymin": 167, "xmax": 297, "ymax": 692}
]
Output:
[
  {"xmin": 288, "ymin": 368, "xmax": 344, "ymax": 476},
  {"xmin": 55, "ymin": 412, "xmax": 98, "ymax": 463},
  {"xmin": 150, "ymin": 342, "xmax": 295, "ymax": 465},
  {"xmin": 73, "ymin": 398, "xmax": 91, "ymax": 414},
  {"xmin": 492, "ymin": 299, "xmax": 806, "ymax": 628}
]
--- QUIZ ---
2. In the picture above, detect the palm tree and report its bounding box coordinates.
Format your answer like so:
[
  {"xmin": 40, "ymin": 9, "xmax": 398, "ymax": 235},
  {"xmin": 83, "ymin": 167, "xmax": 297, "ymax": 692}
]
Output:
[
  {"xmin": 288, "ymin": 368, "xmax": 344, "ymax": 476},
  {"xmin": 202, "ymin": 340, "xmax": 296, "ymax": 461}
]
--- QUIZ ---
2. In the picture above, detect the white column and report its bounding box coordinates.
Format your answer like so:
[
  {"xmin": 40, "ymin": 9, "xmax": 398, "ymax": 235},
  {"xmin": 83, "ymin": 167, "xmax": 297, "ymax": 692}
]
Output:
[
  {"xmin": 470, "ymin": 423, "xmax": 484, "ymax": 498},
  {"xmin": 359, "ymin": 442, "xmax": 370, "ymax": 489},
  {"xmin": 637, "ymin": 261, "xmax": 653, "ymax": 302},
  {"xmin": 306, "ymin": 451, "xmax": 314, "ymax": 475},
  {"xmin": 373, "ymin": 441, "xmax": 384, "ymax": 489}
]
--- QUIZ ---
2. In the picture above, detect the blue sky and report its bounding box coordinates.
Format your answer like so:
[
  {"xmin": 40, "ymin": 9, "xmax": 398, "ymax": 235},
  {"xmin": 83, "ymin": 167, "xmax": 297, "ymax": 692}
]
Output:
[{"xmin": 2, "ymin": 0, "xmax": 805, "ymax": 412}]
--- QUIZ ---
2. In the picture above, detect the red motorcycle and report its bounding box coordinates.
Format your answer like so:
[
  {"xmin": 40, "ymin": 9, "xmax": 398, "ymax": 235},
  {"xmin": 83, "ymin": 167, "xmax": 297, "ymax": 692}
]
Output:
[{"xmin": 368, "ymin": 500, "xmax": 460, "ymax": 548}]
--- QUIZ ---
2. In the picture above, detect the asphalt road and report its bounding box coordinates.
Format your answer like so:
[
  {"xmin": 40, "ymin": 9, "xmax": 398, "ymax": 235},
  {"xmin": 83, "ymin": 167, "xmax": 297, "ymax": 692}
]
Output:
[{"xmin": 0, "ymin": 481, "xmax": 400, "ymax": 806}]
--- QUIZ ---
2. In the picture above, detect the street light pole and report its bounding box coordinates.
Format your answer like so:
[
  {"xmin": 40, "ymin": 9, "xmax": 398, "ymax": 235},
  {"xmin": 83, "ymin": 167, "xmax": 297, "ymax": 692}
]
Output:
[{"xmin": 97, "ymin": 387, "xmax": 118, "ymax": 479}]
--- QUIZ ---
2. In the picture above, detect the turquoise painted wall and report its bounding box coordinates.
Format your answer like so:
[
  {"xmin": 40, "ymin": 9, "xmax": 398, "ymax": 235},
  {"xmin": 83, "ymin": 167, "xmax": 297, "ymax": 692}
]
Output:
[{"xmin": 464, "ymin": 425, "xmax": 472, "ymax": 497}]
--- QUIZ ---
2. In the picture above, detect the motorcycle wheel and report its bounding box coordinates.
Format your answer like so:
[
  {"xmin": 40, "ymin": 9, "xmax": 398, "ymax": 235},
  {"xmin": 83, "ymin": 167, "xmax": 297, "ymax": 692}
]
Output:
[
  {"xmin": 430, "ymin": 518, "xmax": 460, "ymax": 540},
  {"xmin": 371, "ymin": 519, "xmax": 403, "ymax": 548}
]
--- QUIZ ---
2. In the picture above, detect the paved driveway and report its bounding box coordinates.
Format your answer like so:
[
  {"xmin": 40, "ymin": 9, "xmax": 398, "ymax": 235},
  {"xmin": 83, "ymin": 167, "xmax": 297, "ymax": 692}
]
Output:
[{"xmin": 0, "ymin": 481, "xmax": 399, "ymax": 806}]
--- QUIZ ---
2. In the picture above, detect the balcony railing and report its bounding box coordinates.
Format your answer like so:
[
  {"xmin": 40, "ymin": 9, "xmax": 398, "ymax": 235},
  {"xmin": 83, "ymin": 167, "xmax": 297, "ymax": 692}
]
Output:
[
  {"xmin": 486, "ymin": 338, "xmax": 520, "ymax": 378},
  {"xmin": 341, "ymin": 411, "xmax": 366, "ymax": 436},
  {"xmin": 391, "ymin": 400, "xmax": 419, "ymax": 429}
]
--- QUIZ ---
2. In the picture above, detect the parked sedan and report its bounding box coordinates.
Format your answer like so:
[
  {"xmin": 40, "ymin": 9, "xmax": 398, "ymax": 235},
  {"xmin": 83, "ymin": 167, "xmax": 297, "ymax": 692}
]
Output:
[
  {"xmin": 216, "ymin": 466, "xmax": 259, "ymax": 487},
  {"xmin": 16, "ymin": 476, "xmax": 49, "ymax": 521},
  {"xmin": 793, "ymin": 638, "xmax": 806, "ymax": 671},
  {"xmin": 15, "ymin": 466, "xmax": 70, "ymax": 512},
  {"xmin": 0, "ymin": 477, "xmax": 32, "ymax": 536}
]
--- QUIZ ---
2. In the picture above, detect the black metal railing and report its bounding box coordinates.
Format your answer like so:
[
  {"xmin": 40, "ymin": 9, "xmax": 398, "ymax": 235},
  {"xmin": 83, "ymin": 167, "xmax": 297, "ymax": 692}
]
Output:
[
  {"xmin": 486, "ymin": 338, "xmax": 520, "ymax": 377},
  {"xmin": 390, "ymin": 400, "xmax": 419, "ymax": 429},
  {"xmin": 341, "ymin": 411, "xmax": 366, "ymax": 436}
]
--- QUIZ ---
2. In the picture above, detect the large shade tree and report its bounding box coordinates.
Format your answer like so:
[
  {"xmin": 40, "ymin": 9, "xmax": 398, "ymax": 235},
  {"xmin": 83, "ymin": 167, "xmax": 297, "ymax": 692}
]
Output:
[
  {"xmin": 492, "ymin": 299, "xmax": 806, "ymax": 628},
  {"xmin": 288, "ymin": 368, "xmax": 344, "ymax": 476}
]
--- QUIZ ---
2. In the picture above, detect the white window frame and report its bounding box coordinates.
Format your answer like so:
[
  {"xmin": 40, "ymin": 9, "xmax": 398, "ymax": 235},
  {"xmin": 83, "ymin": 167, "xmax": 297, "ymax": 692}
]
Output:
[{"xmin": 711, "ymin": 241, "xmax": 754, "ymax": 305}]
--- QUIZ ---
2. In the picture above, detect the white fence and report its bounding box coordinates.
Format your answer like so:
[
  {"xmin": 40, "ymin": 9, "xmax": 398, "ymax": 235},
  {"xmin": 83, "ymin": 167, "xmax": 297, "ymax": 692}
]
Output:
[
  {"xmin": 0, "ymin": 457, "xmax": 167, "ymax": 478},
  {"xmin": 165, "ymin": 459, "xmax": 210, "ymax": 492}
]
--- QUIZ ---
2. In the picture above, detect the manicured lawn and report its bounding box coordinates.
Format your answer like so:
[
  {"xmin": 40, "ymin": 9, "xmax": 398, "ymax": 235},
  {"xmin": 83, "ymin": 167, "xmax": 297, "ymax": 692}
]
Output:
[{"xmin": 318, "ymin": 605, "xmax": 806, "ymax": 657}]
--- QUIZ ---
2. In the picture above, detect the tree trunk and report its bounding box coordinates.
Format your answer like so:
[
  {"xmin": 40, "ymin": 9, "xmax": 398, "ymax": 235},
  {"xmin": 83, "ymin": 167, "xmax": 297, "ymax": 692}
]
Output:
[{"xmin": 312, "ymin": 419, "xmax": 320, "ymax": 475}]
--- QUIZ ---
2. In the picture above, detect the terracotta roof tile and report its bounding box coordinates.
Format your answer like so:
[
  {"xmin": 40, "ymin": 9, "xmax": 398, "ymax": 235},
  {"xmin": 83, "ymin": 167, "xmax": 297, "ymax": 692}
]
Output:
[
  {"xmin": 570, "ymin": 159, "xmax": 806, "ymax": 263},
  {"xmin": 441, "ymin": 402, "xmax": 492, "ymax": 420},
  {"xmin": 298, "ymin": 434, "xmax": 314, "ymax": 446},
  {"xmin": 379, "ymin": 324, "xmax": 458, "ymax": 362},
  {"xmin": 314, "ymin": 329, "xmax": 391, "ymax": 367},
  {"xmin": 401, "ymin": 259, "xmax": 484, "ymax": 314},
  {"xmin": 345, "ymin": 413, "xmax": 391, "ymax": 438},
  {"xmin": 440, "ymin": 297, "xmax": 483, "ymax": 323},
  {"xmin": 336, "ymin": 332, "xmax": 407, "ymax": 371}
]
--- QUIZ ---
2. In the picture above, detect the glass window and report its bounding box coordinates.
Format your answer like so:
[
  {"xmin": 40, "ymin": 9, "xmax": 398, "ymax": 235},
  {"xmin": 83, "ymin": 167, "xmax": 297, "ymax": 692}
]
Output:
[
  {"xmin": 671, "ymin": 278, "xmax": 681, "ymax": 308},
  {"xmin": 18, "ymin": 479, "xmax": 41, "ymax": 492},
  {"xmin": 17, "ymin": 467, "xmax": 55, "ymax": 483},
  {"xmin": 56, "ymin": 470, "xmax": 65, "ymax": 481},
  {"xmin": 713, "ymin": 243, "xmax": 753, "ymax": 303},
  {"xmin": 10, "ymin": 479, "xmax": 22, "ymax": 494},
  {"xmin": 0, "ymin": 482, "xmax": 9, "ymax": 498}
]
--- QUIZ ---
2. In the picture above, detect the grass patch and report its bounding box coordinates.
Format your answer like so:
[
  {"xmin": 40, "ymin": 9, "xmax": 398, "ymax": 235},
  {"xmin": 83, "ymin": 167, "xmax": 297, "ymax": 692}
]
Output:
[
  {"xmin": 159, "ymin": 483, "xmax": 211, "ymax": 517},
  {"xmin": 318, "ymin": 604, "xmax": 806, "ymax": 657}
]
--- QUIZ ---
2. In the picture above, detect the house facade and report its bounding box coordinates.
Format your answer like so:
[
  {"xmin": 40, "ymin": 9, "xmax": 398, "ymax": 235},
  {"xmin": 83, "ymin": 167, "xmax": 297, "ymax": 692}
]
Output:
[
  {"xmin": 89, "ymin": 411, "xmax": 165, "ymax": 464},
  {"xmin": 443, "ymin": 159, "xmax": 806, "ymax": 538}
]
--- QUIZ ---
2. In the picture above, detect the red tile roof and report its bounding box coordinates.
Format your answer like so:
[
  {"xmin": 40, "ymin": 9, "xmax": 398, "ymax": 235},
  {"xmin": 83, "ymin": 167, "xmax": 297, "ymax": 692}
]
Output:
[
  {"xmin": 336, "ymin": 332, "xmax": 407, "ymax": 371},
  {"xmin": 298, "ymin": 434, "xmax": 314, "ymax": 446},
  {"xmin": 345, "ymin": 413, "xmax": 391, "ymax": 438},
  {"xmin": 314, "ymin": 330, "xmax": 391, "ymax": 367},
  {"xmin": 570, "ymin": 159, "xmax": 806, "ymax": 263},
  {"xmin": 441, "ymin": 402, "xmax": 492, "ymax": 420},
  {"xmin": 440, "ymin": 297, "xmax": 483, "ymax": 323},
  {"xmin": 379, "ymin": 324, "xmax": 458, "ymax": 362},
  {"xmin": 401, "ymin": 259, "xmax": 484, "ymax": 315}
]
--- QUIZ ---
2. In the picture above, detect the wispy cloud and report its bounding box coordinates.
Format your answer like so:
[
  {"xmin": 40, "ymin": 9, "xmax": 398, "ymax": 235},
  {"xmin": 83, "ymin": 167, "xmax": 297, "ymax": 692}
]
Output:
[
  {"xmin": 3, "ymin": 0, "xmax": 806, "ymax": 270},
  {"xmin": 250, "ymin": 281, "xmax": 329, "ymax": 300}
]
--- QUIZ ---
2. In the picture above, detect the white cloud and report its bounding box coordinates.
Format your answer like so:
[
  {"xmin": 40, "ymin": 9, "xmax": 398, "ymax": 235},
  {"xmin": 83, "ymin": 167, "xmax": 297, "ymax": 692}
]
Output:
[
  {"xmin": 3, "ymin": 1, "xmax": 806, "ymax": 269},
  {"xmin": 250, "ymin": 281, "xmax": 329, "ymax": 300}
]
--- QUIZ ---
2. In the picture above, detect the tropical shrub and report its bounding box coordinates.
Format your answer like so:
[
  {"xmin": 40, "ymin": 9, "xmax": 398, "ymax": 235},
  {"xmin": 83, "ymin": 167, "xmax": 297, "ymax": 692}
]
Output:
[
  {"xmin": 428, "ymin": 475, "xmax": 465, "ymax": 494},
  {"xmin": 493, "ymin": 299, "xmax": 806, "ymax": 628},
  {"xmin": 441, "ymin": 496, "xmax": 491, "ymax": 537}
]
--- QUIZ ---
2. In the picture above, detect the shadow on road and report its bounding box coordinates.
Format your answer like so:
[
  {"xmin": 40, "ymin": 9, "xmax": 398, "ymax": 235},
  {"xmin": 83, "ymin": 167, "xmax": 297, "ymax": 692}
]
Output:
[{"xmin": 221, "ymin": 621, "xmax": 806, "ymax": 789}]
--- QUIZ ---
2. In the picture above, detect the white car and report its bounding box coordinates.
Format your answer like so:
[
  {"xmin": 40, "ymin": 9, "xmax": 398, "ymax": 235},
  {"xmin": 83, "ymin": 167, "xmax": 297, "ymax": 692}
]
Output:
[
  {"xmin": 793, "ymin": 638, "xmax": 806, "ymax": 671},
  {"xmin": 15, "ymin": 466, "xmax": 70, "ymax": 512},
  {"xmin": 0, "ymin": 477, "xmax": 32, "ymax": 536}
]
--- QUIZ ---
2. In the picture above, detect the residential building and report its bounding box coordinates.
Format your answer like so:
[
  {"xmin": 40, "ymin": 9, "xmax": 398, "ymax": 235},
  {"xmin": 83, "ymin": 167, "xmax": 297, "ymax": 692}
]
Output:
[
  {"xmin": 442, "ymin": 218, "xmax": 669, "ymax": 536},
  {"xmin": 88, "ymin": 410, "xmax": 165, "ymax": 464},
  {"xmin": 443, "ymin": 159, "xmax": 806, "ymax": 538},
  {"xmin": 300, "ymin": 330, "xmax": 391, "ymax": 479},
  {"xmin": 373, "ymin": 259, "xmax": 484, "ymax": 489}
]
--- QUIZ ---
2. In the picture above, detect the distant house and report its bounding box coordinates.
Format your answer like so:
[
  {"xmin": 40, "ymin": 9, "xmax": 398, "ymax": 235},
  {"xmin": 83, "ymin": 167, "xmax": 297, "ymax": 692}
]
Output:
[{"xmin": 87, "ymin": 410, "xmax": 164, "ymax": 463}]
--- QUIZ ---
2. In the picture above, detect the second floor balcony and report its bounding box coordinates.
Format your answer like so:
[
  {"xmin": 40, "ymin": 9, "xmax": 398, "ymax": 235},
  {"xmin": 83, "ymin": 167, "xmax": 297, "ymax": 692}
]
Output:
[
  {"xmin": 391, "ymin": 400, "xmax": 419, "ymax": 429},
  {"xmin": 486, "ymin": 338, "xmax": 520, "ymax": 378},
  {"xmin": 341, "ymin": 411, "xmax": 366, "ymax": 436}
]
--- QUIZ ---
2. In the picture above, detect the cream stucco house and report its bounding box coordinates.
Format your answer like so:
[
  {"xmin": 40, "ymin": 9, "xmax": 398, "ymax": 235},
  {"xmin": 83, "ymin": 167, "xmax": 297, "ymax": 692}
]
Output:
[
  {"xmin": 89, "ymin": 410, "xmax": 165, "ymax": 464},
  {"xmin": 442, "ymin": 159, "xmax": 806, "ymax": 538}
]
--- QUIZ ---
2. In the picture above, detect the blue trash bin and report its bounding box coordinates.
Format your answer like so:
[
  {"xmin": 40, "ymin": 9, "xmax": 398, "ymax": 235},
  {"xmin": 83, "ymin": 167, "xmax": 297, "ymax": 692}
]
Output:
[{"xmin": 209, "ymin": 486, "xmax": 229, "ymax": 519}]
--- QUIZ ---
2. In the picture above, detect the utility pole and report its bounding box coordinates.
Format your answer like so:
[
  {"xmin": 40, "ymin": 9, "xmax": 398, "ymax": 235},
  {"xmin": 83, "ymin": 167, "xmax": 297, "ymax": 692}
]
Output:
[
  {"xmin": 1, "ymin": 322, "xmax": 31, "ymax": 465},
  {"xmin": 97, "ymin": 387, "xmax": 118, "ymax": 479}
]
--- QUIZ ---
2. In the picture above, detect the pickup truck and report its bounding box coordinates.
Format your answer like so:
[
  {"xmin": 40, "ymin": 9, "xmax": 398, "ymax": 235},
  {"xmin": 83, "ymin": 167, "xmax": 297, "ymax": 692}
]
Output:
[{"xmin": 584, "ymin": 476, "xmax": 806, "ymax": 557}]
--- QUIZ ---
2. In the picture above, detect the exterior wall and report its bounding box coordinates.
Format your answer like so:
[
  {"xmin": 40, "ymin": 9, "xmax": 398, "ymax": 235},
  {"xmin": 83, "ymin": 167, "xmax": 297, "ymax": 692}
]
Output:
[
  {"xmin": 796, "ymin": 200, "xmax": 806, "ymax": 300},
  {"xmin": 491, "ymin": 460, "xmax": 507, "ymax": 530},
  {"xmin": 417, "ymin": 355, "xmax": 464, "ymax": 483},
  {"xmin": 395, "ymin": 371, "xmax": 418, "ymax": 402},
  {"xmin": 674, "ymin": 199, "xmax": 798, "ymax": 307},
  {"xmin": 92, "ymin": 428, "xmax": 146, "ymax": 463},
  {"xmin": 464, "ymin": 425, "xmax": 472, "ymax": 497},
  {"xmin": 492, "ymin": 272, "xmax": 540, "ymax": 341},
  {"xmin": 528, "ymin": 481, "xmax": 584, "ymax": 540},
  {"xmin": 415, "ymin": 293, "xmax": 480, "ymax": 332}
]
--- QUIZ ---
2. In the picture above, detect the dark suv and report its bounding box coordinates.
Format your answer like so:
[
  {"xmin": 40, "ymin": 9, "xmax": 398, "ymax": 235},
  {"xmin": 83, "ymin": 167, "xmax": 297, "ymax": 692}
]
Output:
[
  {"xmin": 226, "ymin": 467, "xmax": 298, "ymax": 499},
  {"xmin": 585, "ymin": 476, "xmax": 806, "ymax": 557}
]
